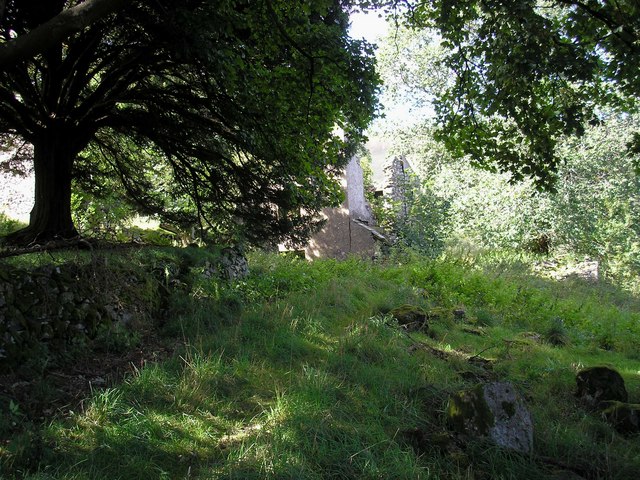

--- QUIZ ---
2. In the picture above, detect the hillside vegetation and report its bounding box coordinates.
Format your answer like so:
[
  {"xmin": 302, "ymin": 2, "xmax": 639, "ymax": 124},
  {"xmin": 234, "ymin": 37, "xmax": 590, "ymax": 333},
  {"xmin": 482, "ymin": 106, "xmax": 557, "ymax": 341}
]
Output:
[
  {"xmin": 2, "ymin": 248, "xmax": 639, "ymax": 479},
  {"xmin": 3, "ymin": 4, "xmax": 640, "ymax": 478}
]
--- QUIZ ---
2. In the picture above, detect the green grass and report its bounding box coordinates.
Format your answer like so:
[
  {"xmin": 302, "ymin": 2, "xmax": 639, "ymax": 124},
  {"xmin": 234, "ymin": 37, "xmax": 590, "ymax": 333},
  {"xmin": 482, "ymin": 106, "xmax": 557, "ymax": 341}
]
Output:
[
  {"xmin": 2, "ymin": 250, "xmax": 640, "ymax": 479},
  {"xmin": 0, "ymin": 213, "xmax": 26, "ymax": 238}
]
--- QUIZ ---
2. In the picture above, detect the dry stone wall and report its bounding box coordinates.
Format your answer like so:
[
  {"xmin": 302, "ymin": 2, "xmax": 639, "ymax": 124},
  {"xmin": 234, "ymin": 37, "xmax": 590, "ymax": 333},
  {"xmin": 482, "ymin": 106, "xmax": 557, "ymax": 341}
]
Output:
[
  {"xmin": 0, "ymin": 248, "xmax": 249, "ymax": 366},
  {"xmin": 0, "ymin": 262, "xmax": 158, "ymax": 364}
]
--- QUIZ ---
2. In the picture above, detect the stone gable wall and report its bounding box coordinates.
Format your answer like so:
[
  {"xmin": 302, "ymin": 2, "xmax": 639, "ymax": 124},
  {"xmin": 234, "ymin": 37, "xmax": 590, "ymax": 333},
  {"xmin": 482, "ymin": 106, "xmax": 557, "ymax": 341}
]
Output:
[{"xmin": 304, "ymin": 156, "xmax": 378, "ymax": 260}]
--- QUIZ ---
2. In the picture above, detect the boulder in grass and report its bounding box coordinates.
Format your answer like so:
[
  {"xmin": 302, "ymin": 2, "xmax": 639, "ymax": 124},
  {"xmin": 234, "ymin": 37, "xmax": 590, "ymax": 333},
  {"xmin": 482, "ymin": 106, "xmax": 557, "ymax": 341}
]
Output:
[
  {"xmin": 601, "ymin": 401, "xmax": 640, "ymax": 435},
  {"xmin": 446, "ymin": 382, "xmax": 533, "ymax": 454},
  {"xmin": 389, "ymin": 305, "xmax": 428, "ymax": 332},
  {"xmin": 576, "ymin": 366, "xmax": 627, "ymax": 409}
]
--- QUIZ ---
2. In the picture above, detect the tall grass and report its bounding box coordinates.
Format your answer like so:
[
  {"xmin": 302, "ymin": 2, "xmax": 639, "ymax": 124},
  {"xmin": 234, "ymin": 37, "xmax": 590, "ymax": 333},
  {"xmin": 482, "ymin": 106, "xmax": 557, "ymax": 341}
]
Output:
[{"xmin": 2, "ymin": 250, "xmax": 639, "ymax": 479}]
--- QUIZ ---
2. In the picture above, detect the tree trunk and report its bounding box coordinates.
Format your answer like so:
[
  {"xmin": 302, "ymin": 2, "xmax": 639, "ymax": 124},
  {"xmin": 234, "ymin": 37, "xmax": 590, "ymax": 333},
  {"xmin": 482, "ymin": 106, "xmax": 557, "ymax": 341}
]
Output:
[{"xmin": 4, "ymin": 131, "xmax": 78, "ymax": 245}]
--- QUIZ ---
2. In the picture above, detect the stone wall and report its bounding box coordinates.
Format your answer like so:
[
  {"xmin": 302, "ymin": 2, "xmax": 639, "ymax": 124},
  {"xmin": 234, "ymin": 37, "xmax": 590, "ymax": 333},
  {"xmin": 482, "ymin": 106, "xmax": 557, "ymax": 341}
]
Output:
[
  {"xmin": 304, "ymin": 156, "xmax": 379, "ymax": 260},
  {"xmin": 0, "ymin": 261, "xmax": 160, "ymax": 364},
  {"xmin": 383, "ymin": 156, "xmax": 414, "ymax": 220},
  {"xmin": 0, "ymin": 248, "xmax": 248, "ymax": 366}
]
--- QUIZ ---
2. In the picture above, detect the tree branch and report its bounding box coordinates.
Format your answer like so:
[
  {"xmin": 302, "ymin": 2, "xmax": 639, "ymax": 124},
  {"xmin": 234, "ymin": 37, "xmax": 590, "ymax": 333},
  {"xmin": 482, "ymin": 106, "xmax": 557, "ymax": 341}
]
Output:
[
  {"xmin": 555, "ymin": 0, "xmax": 638, "ymax": 50},
  {"xmin": 0, "ymin": 0, "xmax": 127, "ymax": 67}
]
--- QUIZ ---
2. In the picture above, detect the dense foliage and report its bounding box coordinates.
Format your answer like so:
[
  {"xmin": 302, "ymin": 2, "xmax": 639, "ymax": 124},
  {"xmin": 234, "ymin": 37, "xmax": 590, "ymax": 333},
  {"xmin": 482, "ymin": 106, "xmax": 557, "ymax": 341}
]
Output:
[
  {"xmin": 394, "ymin": 0, "xmax": 640, "ymax": 189},
  {"xmin": 367, "ymin": 168, "xmax": 452, "ymax": 258},
  {"xmin": 382, "ymin": 114, "xmax": 640, "ymax": 289},
  {"xmin": 375, "ymin": 15, "xmax": 640, "ymax": 290},
  {"xmin": 0, "ymin": 0, "xmax": 379, "ymax": 246}
]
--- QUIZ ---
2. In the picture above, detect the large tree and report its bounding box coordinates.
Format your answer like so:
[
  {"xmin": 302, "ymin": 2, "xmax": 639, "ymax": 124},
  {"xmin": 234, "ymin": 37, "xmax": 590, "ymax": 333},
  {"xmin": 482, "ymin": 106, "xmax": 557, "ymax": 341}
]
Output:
[
  {"xmin": 393, "ymin": 0, "xmax": 640, "ymax": 190},
  {"xmin": 0, "ymin": 0, "xmax": 379, "ymax": 246}
]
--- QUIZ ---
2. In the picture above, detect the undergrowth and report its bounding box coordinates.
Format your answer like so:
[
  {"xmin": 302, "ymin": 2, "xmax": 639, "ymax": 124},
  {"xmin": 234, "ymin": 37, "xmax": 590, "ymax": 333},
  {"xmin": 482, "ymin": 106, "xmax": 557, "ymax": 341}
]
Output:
[{"xmin": 1, "ymin": 249, "xmax": 639, "ymax": 479}]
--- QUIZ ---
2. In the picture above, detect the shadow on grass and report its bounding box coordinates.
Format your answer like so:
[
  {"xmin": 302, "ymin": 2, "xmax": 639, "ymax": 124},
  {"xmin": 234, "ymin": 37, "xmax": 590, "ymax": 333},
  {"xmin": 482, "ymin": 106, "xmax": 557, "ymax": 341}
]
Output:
[{"xmin": 4, "ymin": 253, "xmax": 640, "ymax": 479}]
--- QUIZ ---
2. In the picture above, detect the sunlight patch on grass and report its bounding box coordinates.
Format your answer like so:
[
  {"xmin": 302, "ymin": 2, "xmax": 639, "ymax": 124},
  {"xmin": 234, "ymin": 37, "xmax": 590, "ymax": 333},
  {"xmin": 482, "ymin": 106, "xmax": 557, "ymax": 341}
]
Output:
[{"xmin": 6, "ymin": 251, "xmax": 640, "ymax": 479}]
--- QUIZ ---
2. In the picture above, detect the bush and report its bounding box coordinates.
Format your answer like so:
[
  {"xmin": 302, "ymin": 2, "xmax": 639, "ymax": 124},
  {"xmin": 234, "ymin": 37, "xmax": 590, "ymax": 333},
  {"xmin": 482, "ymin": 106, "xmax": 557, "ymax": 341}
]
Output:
[
  {"xmin": 0, "ymin": 212, "xmax": 26, "ymax": 237},
  {"xmin": 371, "ymin": 173, "xmax": 452, "ymax": 257}
]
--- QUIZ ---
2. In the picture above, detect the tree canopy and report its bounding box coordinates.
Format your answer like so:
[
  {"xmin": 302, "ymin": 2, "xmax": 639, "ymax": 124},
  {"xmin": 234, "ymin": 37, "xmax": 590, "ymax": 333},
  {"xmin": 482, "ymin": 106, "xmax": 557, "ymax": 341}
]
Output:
[
  {"xmin": 0, "ymin": 0, "xmax": 126, "ymax": 67},
  {"xmin": 391, "ymin": 0, "xmax": 640, "ymax": 189},
  {"xmin": 0, "ymin": 0, "xmax": 379, "ymax": 246},
  {"xmin": 374, "ymin": 3, "xmax": 640, "ymax": 286}
]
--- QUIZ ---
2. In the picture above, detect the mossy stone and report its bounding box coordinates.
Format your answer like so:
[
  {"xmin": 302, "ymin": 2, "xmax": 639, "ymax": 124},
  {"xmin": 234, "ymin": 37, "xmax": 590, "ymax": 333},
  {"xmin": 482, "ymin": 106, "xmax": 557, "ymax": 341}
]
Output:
[
  {"xmin": 389, "ymin": 305, "xmax": 428, "ymax": 331},
  {"xmin": 601, "ymin": 401, "xmax": 640, "ymax": 435},
  {"xmin": 447, "ymin": 384, "xmax": 495, "ymax": 436},
  {"xmin": 447, "ymin": 382, "xmax": 533, "ymax": 453},
  {"xmin": 576, "ymin": 366, "xmax": 628, "ymax": 408}
]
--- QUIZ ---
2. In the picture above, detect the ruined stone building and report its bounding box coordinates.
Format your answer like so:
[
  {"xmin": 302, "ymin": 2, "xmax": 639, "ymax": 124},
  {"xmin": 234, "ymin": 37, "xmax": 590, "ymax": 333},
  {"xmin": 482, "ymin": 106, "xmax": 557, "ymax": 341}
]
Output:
[
  {"xmin": 382, "ymin": 155, "xmax": 414, "ymax": 220},
  {"xmin": 2, "ymin": 145, "xmax": 407, "ymax": 261},
  {"xmin": 299, "ymin": 153, "xmax": 413, "ymax": 260},
  {"xmin": 302, "ymin": 156, "xmax": 382, "ymax": 260}
]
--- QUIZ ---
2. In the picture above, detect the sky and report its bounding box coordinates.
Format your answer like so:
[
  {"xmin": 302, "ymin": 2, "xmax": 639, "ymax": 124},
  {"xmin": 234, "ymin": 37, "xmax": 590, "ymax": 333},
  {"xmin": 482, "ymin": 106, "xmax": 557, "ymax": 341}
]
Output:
[
  {"xmin": 349, "ymin": 9, "xmax": 427, "ymax": 136},
  {"xmin": 349, "ymin": 10, "xmax": 389, "ymax": 44},
  {"xmin": 349, "ymin": 11, "xmax": 397, "ymax": 185}
]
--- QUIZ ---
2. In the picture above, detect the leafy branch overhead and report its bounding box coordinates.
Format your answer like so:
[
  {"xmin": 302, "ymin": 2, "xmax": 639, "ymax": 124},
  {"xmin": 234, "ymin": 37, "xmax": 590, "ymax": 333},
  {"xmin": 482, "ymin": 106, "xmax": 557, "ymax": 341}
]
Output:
[
  {"xmin": 2, "ymin": 0, "xmax": 638, "ymax": 247},
  {"xmin": 0, "ymin": 0, "xmax": 127, "ymax": 67},
  {"xmin": 390, "ymin": 0, "xmax": 640, "ymax": 190}
]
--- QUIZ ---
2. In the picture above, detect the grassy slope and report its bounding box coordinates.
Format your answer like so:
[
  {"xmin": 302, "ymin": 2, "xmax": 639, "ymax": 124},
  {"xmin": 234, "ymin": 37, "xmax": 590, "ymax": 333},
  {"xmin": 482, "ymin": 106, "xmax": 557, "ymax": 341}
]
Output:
[{"xmin": 2, "ymin": 250, "xmax": 640, "ymax": 479}]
